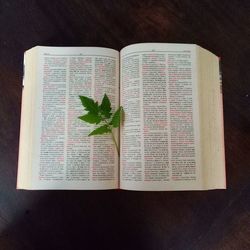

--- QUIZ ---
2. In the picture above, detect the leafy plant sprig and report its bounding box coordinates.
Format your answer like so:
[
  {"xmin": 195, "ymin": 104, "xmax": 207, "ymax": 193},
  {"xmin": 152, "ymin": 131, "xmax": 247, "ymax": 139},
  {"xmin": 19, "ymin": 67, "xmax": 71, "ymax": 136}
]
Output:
[{"xmin": 78, "ymin": 94, "xmax": 123, "ymax": 156}]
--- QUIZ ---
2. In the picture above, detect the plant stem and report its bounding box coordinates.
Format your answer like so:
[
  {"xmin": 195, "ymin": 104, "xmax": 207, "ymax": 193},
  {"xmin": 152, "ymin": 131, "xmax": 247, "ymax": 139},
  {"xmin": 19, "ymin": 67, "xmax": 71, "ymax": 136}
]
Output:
[
  {"xmin": 102, "ymin": 117, "xmax": 120, "ymax": 156},
  {"xmin": 111, "ymin": 130, "xmax": 119, "ymax": 157}
]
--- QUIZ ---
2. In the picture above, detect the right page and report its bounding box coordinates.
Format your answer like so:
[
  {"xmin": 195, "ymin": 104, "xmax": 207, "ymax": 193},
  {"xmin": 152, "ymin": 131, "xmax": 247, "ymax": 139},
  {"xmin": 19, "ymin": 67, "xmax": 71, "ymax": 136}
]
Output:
[{"xmin": 120, "ymin": 43, "xmax": 226, "ymax": 191}]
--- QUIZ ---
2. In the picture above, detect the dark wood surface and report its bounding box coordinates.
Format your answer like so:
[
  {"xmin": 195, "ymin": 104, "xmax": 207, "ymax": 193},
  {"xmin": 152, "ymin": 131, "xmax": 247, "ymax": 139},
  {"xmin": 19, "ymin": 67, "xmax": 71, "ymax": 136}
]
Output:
[{"xmin": 0, "ymin": 1, "xmax": 250, "ymax": 249}]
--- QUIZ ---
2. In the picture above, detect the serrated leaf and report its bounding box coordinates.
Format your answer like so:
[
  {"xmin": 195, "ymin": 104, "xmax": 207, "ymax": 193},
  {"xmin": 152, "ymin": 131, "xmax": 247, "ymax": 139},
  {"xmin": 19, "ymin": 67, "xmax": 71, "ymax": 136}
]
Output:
[
  {"xmin": 79, "ymin": 96, "xmax": 99, "ymax": 114},
  {"xmin": 110, "ymin": 107, "xmax": 123, "ymax": 128},
  {"xmin": 99, "ymin": 93, "xmax": 112, "ymax": 118},
  {"xmin": 78, "ymin": 113, "xmax": 101, "ymax": 124},
  {"xmin": 88, "ymin": 125, "xmax": 111, "ymax": 136}
]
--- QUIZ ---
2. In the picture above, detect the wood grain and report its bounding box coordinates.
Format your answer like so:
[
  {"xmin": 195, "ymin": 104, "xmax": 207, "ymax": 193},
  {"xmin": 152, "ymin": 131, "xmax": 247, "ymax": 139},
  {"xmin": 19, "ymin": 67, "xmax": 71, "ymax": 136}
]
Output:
[{"xmin": 0, "ymin": 0, "xmax": 249, "ymax": 249}]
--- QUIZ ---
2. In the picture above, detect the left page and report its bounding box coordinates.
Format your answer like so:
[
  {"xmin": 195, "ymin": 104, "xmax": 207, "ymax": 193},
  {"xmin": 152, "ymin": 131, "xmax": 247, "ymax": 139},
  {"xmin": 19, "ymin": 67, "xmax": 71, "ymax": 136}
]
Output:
[{"xmin": 17, "ymin": 46, "xmax": 119, "ymax": 190}]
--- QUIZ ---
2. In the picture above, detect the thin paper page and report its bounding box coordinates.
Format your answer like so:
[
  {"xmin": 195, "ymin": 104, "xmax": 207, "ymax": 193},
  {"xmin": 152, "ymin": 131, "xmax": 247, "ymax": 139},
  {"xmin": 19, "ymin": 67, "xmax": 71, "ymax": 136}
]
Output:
[
  {"xmin": 120, "ymin": 43, "xmax": 202, "ymax": 191},
  {"xmin": 25, "ymin": 46, "xmax": 119, "ymax": 190}
]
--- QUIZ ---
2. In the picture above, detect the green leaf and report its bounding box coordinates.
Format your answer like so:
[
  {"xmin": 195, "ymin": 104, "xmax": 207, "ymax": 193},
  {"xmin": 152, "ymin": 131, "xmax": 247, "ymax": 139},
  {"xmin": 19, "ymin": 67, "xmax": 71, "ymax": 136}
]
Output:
[
  {"xmin": 79, "ymin": 96, "xmax": 99, "ymax": 114},
  {"xmin": 110, "ymin": 107, "xmax": 123, "ymax": 128},
  {"xmin": 78, "ymin": 113, "xmax": 101, "ymax": 124},
  {"xmin": 88, "ymin": 125, "xmax": 111, "ymax": 136},
  {"xmin": 99, "ymin": 94, "xmax": 112, "ymax": 118}
]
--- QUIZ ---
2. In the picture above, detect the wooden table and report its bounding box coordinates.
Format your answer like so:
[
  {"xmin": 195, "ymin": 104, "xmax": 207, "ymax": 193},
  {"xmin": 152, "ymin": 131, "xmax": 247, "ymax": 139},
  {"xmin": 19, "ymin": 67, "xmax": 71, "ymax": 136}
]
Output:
[{"xmin": 0, "ymin": 1, "xmax": 249, "ymax": 249}]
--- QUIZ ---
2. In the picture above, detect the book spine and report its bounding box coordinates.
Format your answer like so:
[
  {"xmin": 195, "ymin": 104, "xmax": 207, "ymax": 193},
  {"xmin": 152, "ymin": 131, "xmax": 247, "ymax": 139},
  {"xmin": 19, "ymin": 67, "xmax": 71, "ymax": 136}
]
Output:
[{"xmin": 22, "ymin": 52, "xmax": 26, "ymax": 87}]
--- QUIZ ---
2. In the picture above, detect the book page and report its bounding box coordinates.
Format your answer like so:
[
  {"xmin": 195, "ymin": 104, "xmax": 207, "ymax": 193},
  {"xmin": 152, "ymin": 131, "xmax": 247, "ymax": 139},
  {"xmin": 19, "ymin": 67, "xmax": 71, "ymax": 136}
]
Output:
[
  {"xmin": 120, "ymin": 43, "xmax": 202, "ymax": 190},
  {"xmin": 17, "ymin": 46, "xmax": 119, "ymax": 189},
  {"xmin": 197, "ymin": 47, "xmax": 226, "ymax": 189}
]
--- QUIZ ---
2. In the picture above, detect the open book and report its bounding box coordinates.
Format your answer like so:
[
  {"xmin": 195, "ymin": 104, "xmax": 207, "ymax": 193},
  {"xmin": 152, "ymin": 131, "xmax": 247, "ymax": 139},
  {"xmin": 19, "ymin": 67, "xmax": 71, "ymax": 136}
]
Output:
[{"xmin": 17, "ymin": 43, "xmax": 226, "ymax": 190}]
